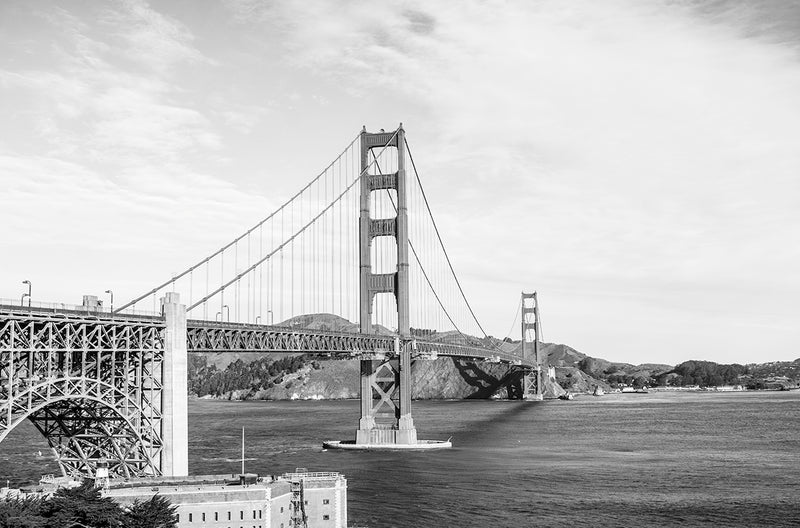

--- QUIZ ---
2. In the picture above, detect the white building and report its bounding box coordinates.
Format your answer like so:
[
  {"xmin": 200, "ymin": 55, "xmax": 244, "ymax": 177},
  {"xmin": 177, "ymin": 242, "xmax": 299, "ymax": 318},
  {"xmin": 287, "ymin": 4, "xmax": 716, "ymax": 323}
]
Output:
[{"xmin": 102, "ymin": 471, "xmax": 347, "ymax": 528}]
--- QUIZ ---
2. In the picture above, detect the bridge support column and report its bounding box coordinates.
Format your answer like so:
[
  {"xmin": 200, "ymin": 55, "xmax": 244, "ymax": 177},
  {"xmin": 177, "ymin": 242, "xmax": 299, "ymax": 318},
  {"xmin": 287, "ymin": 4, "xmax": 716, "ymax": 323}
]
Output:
[
  {"xmin": 353, "ymin": 125, "xmax": 423, "ymax": 446},
  {"xmin": 521, "ymin": 292, "xmax": 544, "ymax": 401},
  {"xmin": 161, "ymin": 292, "xmax": 188, "ymax": 476},
  {"xmin": 355, "ymin": 338, "xmax": 418, "ymax": 445}
]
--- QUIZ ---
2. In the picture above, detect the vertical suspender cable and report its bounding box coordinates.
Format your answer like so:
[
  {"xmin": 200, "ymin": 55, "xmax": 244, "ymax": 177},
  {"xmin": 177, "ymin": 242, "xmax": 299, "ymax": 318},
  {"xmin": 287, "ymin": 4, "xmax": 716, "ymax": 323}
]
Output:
[
  {"xmin": 246, "ymin": 235, "xmax": 250, "ymax": 323},
  {"xmin": 291, "ymin": 199, "xmax": 295, "ymax": 318}
]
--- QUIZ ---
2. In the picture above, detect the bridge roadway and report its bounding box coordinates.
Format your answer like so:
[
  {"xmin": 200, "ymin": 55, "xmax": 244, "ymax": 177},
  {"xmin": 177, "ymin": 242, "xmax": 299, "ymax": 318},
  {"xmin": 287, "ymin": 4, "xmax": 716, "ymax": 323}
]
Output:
[
  {"xmin": 0, "ymin": 305, "xmax": 530, "ymax": 367},
  {"xmin": 187, "ymin": 319, "xmax": 529, "ymax": 366}
]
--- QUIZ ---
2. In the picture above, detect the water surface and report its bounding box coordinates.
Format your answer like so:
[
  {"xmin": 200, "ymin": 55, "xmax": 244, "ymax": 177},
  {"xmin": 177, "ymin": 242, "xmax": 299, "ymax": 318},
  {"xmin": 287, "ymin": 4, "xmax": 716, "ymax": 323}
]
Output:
[{"xmin": 2, "ymin": 391, "xmax": 798, "ymax": 526}]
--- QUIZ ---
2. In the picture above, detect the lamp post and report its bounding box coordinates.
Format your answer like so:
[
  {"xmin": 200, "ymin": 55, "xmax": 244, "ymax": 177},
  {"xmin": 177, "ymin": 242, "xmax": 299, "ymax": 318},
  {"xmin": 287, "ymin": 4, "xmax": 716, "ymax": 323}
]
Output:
[
  {"xmin": 267, "ymin": 309, "xmax": 273, "ymax": 325},
  {"xmin": 216, "ymin": 311, "xmax": 222, "ymax": 322},
  {"xmin": 223, "ymin": 304, "xmax": 230, "ymax": 322},
  {"xmin": 255, "ymin": 315, "xmax": 261, "ymax": 324},
  {"xmin": 105, "ymin": 289, "xmax": 114, "ymax": 313},
  {"xmin": 21, "ymin": 280, "xmax": 31, "ymax": 307}
]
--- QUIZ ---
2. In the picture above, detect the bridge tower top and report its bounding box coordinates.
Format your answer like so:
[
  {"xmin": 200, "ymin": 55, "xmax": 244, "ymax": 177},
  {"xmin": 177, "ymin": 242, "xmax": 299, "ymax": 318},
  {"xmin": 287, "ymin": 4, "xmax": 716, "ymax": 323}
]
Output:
[
  {"xmin": 521, "ymin": 291, "xmax": 539, "ymax": 362},
  {"xmin": 358, "ymin": 124, "xmax": 408, "ymax": 336}
]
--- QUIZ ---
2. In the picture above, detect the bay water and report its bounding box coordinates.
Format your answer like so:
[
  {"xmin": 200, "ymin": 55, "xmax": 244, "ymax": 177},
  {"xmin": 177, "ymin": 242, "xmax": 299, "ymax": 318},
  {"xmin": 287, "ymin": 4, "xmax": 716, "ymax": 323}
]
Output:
[{"xmin": 2, "ymin": 391, "xmax": 798, "ymax": 526}]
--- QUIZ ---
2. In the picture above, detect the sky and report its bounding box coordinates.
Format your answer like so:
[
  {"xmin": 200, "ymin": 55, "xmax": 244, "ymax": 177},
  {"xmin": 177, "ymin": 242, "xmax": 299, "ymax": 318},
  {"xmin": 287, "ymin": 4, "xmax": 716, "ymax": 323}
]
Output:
[{"xmin": 1, "ymin": 0, "xmax": 798, "ymax": 366}]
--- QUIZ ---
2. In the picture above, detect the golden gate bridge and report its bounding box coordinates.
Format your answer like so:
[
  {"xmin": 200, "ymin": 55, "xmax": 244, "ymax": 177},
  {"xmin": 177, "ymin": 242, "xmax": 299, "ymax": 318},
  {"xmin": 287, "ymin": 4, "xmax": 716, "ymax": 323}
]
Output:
[{"xmin": 0, "ymin": 125, "xmax": 544, "ymax": 479}]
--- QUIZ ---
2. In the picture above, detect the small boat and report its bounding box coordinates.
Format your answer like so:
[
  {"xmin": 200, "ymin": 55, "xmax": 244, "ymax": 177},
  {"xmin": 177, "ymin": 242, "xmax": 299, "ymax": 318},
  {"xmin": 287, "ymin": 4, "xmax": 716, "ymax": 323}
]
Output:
[{"xmin": 559, "ymin": 392, "xmax": 574, "ymax": 400}]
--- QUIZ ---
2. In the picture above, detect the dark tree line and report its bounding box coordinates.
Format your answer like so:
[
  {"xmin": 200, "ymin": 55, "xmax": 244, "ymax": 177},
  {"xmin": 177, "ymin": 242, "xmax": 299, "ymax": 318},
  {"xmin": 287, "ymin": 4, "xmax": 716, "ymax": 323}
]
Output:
[
  {"xmin": 660, "ymin": 360, "xmax": 747, "ymax": 387},
  {"xmin": 0, "ymin": 480, "xmax": 176, "ymax": 528},
  {"xmin": 188, "ymin": 355, "xmax": 315, "ymax": 397},
  {"xmin": 579, "ymin": 357, "xmax": 749, "ymax": 388}
]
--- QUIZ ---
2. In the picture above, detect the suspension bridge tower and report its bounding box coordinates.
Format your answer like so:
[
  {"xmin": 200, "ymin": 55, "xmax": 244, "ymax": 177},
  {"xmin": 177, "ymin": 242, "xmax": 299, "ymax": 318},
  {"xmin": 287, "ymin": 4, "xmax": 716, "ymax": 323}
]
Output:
[
  {"xmin": 355, "ymin": 125, "xmax": 418, "ymax": 445},
  {"xmin": 521, "ymin": 292, "xmax": 544, "ymax": 400}
]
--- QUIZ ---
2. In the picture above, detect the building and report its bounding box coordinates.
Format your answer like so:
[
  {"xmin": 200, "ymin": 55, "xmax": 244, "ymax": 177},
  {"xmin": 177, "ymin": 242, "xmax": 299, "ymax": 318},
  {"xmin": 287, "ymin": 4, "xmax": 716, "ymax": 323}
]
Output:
[
  {"xmin": 104, "ymin": 471, "xmax": 346, "ymax": 528},
  {"xmin": 27, "ymin": 470, "xmax": 346, "ymax": 528}
]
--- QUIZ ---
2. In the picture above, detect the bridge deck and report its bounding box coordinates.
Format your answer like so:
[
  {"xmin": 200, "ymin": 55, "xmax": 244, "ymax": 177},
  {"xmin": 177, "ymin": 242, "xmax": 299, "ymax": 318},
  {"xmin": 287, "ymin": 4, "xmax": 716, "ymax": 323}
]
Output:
[{"xmin": 0, "ymin": 306, "xmax": 531, "ymax": 367}]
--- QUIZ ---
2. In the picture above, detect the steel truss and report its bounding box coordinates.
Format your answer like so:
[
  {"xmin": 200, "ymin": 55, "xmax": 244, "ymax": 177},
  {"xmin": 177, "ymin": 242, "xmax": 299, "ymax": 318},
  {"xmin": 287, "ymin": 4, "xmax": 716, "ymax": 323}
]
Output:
[
  {"xmin": 0, "ymin": 310, "xmax": 165, "ymax": 478},
  {"xmin": 361, "ymin": 358, "xmax": 401, "ymax": 427},
  {"xmin": 186, "ymin": 321, "xmax": 397, "ymax": 354}
]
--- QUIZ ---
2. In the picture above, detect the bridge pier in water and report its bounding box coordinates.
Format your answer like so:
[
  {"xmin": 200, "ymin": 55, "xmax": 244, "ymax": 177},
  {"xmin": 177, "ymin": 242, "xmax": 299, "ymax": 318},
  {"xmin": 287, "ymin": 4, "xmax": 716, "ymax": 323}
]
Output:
[{"xmin": 356, "ymin": 339, "xmax": 417, "ymax": 445}]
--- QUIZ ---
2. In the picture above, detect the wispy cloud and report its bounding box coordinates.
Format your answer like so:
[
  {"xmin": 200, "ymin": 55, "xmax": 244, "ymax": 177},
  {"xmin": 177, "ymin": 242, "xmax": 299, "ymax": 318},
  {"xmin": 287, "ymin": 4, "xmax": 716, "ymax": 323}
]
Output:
[{"xmin": 0, "ymin": 1, "xmax": 275, "ymax": 305}]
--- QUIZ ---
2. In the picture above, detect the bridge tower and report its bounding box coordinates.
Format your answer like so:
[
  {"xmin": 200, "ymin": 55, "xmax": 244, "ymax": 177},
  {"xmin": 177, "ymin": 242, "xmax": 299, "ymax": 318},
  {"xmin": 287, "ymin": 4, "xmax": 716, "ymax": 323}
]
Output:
[
  {"xmin": 521, "ymin": 292, "xmax": 544, "ymax": 400},
  {"xmin": 356, "ymin": 125, "xmax": 417, "ymax": 445}
]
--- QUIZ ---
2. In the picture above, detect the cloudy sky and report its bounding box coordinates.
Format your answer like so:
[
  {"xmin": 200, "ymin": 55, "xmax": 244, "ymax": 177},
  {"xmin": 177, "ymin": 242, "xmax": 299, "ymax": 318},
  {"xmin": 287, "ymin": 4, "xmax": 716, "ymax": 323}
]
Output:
[{"xmin": 1, "ymin": 0, "xmax": 798, "ymax": 365}]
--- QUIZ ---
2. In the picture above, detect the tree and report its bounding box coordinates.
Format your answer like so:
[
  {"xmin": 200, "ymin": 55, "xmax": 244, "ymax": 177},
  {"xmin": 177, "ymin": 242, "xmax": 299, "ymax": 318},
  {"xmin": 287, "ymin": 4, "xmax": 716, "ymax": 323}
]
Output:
[
  {"xmin": 40, "ymin": 481, "xmax": 123, "ymax": 528},
  {"xmin": 122, "ymin": 495, "xmax": 177, "ymax": 528},
  {"xmin": 0, "ymin": 496, "xmax": 46, "ymax": 528}
]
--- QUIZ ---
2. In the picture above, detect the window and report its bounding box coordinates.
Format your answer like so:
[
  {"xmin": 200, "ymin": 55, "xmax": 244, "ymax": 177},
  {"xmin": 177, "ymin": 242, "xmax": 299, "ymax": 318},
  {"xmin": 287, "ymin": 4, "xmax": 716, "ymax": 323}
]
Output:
[
  {"xmin": 228, "ymin": 512, "xmax": 232, "ymax": 520},
  {"xmin": 176, "ymin": 514, "xmax": 180, "ymax": 522},
  {"xmin": 259, "ymin": 511, "xmax": 262, "ymax": 519},
  {"xmin": 240, "ymin": 511, "xmax": 244, "ymax": 520},
  {"xmin": 253, "ymin": 510, "xmax": 257, "ymax": 519},
  {"xmin": 189, "ymin": 513, "xmax": 193, "ymax": 522},
  {"xmin": 323, "ymin": 499, "xmax": 330, "ymax": 505},
  {"xmin": 304, "ymin": 500, "xmax": 308, "ymax": 505},
  {"xmin": 215, "ymin": 512, "xmax": 218, "ymax": 521},
  {"xmin": 202, "ymin": 513, "xmax": 206, "ymax": 521},
  {"xmin": 323, "ymin": 515, "xmax": 330, "ymax": 520},
  {"xmin": 280, "ymin": 507, "xmax": 284, "ymax": 513}
]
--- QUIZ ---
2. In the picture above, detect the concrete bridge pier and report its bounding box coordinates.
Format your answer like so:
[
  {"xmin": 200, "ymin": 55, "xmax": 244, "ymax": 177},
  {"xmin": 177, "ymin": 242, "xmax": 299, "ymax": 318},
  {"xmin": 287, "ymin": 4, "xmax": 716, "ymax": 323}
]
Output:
[
  {"xmin": 356, "ymin": 338, "xmax": 418, "ymax": 445},
  {"xmin": 161, "ymin": 292, "xmax": 189, "ymax": 476}
]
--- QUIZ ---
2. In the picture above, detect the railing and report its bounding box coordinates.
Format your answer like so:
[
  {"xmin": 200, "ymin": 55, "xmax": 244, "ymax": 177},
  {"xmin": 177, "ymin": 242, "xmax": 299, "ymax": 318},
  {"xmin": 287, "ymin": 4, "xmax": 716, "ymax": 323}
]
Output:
[
  {"xmin": 281, "ymin": 471, "xmax": 341, "ymax": 480},
  {"xmin": 0, "ymin": 298, "xmax": 159, "ymax": 317}
]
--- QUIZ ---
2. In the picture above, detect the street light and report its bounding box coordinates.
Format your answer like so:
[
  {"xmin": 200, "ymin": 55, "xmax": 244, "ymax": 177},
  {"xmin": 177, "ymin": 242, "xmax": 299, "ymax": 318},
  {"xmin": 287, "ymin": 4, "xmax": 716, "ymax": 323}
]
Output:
[
  {"xmin": 105, "ymin": 290, "xmax": 114, "ymax": 312},
  {"xmin": 21, "ymin": 280, "xmax": 31, "ymax": 307},
  {"xmin": 215, "ymin": 311, "xmax": 222, "ymax": 321},
  {"xmin": 255, "ymin": 315, "xmax": 261, "ymax": 324},
  {"xmin": 223, "ymin": 304, "xmax": 230, "ymax": 322},
  {"xmin": 267, "ymin": 309, "xmax": 273, "ymax": 325}
]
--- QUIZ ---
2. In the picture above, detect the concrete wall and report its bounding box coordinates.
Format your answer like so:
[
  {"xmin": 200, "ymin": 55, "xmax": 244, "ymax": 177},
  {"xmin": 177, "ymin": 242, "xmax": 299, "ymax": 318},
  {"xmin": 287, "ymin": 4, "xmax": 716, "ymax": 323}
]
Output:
[{"xmin": 162, "ymin": 292, "xmax": 188, "ymax": 477}]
